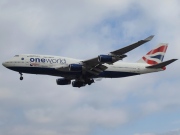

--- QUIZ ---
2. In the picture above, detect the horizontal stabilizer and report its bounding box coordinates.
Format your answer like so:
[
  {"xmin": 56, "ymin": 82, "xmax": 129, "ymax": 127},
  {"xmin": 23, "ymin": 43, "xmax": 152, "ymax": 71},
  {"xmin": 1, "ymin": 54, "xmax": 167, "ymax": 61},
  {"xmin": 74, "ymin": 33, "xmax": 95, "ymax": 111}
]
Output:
[{"xmin": 146, "ymin": 59, "xmax": 178, "ymax": 69}]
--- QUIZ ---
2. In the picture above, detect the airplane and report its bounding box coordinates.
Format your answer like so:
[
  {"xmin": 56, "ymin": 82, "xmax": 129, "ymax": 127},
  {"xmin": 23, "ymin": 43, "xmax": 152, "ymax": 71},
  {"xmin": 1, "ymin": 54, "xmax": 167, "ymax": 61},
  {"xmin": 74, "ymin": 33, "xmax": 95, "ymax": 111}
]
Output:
[{"xmin": 2, "ymin": 35, "xmax": 177, "ymax": 88}]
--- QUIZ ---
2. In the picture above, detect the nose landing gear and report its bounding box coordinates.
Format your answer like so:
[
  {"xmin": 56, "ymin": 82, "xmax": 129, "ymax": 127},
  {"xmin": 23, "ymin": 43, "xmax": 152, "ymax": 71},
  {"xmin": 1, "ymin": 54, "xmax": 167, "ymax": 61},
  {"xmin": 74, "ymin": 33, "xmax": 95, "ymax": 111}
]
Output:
[{"xmin": 19, "ymin": 72, "xmax": 23, "ymax": 80}]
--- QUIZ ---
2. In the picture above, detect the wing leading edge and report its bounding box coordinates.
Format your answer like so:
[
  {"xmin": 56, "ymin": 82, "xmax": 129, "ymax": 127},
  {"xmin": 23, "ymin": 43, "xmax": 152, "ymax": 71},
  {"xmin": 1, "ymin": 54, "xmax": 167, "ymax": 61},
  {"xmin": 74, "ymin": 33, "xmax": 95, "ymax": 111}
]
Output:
[{"xmin": 110, "ymin": 35, "xmax": 154, "ymax": 55}]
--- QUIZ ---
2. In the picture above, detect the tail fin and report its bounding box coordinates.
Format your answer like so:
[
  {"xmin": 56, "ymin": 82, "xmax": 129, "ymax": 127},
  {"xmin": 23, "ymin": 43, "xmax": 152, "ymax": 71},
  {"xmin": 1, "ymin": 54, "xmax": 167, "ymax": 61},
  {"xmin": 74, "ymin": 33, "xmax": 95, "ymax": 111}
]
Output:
[{"xmin": 137, "ymin": 43, "xmax": 168, "ymax": 65}]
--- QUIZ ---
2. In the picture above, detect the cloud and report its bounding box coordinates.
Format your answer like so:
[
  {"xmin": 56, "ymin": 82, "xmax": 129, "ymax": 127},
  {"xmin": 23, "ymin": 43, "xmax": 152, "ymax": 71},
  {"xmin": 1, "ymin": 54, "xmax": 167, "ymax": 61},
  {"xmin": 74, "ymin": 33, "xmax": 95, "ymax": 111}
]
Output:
[
  {"xmin": 159, "ymin": 129, "xmax": 180, "ymax": 135},
  {"xmin": 134, "ymin": 133, "xmax": 155, "ymax": 135},
  {"xmin": 134, "ymin": 129, "xmax": 180, "ymax": 135}
]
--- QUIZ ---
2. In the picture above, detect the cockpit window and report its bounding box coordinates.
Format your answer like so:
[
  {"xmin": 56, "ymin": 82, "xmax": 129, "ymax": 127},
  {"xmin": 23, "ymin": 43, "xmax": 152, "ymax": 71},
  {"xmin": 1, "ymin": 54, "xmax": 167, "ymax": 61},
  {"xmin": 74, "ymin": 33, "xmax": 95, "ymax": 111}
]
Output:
[{"xmin": 14, "ymin": 55, "xmax": 19, "ymax": 57}]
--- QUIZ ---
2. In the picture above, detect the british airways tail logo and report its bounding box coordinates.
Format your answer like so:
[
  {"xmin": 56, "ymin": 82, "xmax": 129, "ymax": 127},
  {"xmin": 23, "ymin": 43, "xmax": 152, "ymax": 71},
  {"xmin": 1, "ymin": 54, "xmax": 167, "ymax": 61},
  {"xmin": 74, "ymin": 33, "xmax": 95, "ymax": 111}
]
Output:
[
  {"xmin": 143, "ymin": 45, "xmax": 167, "ymax": 65},
  {"xmin": 30, "ymin": 58, "xmax": 66, "ymax": 64}
]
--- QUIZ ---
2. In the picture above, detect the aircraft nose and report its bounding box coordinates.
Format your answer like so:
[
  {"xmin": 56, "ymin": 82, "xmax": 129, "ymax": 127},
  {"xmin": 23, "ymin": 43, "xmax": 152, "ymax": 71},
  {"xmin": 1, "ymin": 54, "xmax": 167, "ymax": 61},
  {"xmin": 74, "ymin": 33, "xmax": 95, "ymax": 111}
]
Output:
[{"xmin": 2, "ymin": 62, "xmax": 7, "ymax": 67}]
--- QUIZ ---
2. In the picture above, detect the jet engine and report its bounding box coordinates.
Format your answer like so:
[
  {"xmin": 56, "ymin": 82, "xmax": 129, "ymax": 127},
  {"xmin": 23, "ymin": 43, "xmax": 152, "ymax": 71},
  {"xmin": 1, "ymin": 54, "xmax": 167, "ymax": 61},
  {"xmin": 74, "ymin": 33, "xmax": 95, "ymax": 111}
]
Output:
[
  {"xmin": 98, "ymin": 55, "xmax": 114, "ymax": 63},
  {"xmin": 56, "ymin": 78, "xmax": 71, "ymax": 85},
  {"xmin": 72, "ymin": 81, "xmax": 86, "ymax": 88},
  {"xmin": 69, "ymin": 64, "xmax": 82, "ymax": 71}
]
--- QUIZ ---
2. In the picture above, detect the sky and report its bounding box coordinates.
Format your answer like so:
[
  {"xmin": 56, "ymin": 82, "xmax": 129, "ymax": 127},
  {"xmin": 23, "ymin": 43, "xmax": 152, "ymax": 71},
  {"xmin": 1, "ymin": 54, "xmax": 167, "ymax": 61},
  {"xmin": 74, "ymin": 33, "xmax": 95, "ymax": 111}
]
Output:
[{"xmin": 0, "ymin": 0, "xmax": 180, "ymax": 135}]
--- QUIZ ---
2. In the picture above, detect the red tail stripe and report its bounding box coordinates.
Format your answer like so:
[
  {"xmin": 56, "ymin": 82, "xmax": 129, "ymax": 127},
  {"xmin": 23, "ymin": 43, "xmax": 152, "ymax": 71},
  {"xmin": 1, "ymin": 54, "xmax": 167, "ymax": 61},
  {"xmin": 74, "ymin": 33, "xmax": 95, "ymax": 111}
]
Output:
[
  {"xmin": 143, "ymin": 57, "xmax": 158, "ymax": 65},
  {"xmin": 147, "ymin": 45, "xmax": 167, "ymax": 55}
]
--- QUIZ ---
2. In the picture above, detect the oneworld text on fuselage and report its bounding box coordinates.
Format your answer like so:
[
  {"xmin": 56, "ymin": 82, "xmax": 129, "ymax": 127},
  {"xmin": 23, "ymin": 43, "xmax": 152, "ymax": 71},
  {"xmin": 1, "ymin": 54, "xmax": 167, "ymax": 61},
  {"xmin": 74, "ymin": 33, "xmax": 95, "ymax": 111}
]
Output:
[{"xmin": 30, "ymin": 58, "xmax": 66, "ymax": 64}]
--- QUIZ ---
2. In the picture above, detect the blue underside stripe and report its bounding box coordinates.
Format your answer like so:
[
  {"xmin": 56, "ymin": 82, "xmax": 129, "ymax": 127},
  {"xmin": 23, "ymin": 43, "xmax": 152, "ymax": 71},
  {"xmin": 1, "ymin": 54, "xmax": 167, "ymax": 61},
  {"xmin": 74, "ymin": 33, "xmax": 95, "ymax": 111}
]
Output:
[{"xmin": 7, "ymin": 67, "xmax": 139, "ymax": 78}]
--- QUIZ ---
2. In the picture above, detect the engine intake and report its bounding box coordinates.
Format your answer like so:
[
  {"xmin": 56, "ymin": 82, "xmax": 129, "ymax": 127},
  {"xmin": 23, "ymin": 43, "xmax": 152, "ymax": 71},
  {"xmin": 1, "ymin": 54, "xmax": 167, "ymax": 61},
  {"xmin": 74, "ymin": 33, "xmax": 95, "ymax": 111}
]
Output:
[
  {"xmin": 56, "ymin": 78, "xmax": 71, "ymax": 85},
  {"xmin": 98, "ymin": 55, "xmax": 113, "ymax": 63},
  {"xmin": 69, "ymin": 64, "xmax": 82, "ymax": 71},
  {"xmin": 72, "ymin": 81, "xmax": 86, "ymax": 88}
]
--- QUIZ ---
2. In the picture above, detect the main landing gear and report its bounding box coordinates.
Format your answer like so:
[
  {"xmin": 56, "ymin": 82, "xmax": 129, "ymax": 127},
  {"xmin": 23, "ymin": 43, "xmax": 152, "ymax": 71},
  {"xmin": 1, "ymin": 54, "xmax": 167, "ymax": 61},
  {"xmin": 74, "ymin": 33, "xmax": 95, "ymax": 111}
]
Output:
[
  {"xmin": 19, "ymin": 72, "xmax": 23, "ymax": 80},
  {"xmin": 87, "ymin": 79, "xmax": 94, "ymax": 85}
]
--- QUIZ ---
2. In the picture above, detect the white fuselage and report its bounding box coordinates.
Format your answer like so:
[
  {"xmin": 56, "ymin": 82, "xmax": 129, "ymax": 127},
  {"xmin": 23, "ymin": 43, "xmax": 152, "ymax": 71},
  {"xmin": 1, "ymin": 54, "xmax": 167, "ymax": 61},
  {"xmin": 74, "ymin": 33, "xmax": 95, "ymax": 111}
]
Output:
[{"xmin": 2, "ymin": 54, "xmax": 163, "ymax": 79}]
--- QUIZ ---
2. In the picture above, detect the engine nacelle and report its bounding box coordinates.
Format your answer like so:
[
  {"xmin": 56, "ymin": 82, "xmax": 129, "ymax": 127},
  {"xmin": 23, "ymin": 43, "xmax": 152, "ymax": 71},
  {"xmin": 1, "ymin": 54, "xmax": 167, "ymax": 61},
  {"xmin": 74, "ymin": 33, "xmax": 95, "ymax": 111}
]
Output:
[
  {"xmin": 72, "ymin": 81, "xmax": 86, "ymax": 88},
  {"xmin": 56, "ymin": 78, "xmax": 71, "ymax": 85},
  {"xmin": 69, "ymin": 64, "xmax": 82, "ymax": 71},
  {"xmin": 98, "ymin": 55, "xmax": 113, "ymax": 63}
]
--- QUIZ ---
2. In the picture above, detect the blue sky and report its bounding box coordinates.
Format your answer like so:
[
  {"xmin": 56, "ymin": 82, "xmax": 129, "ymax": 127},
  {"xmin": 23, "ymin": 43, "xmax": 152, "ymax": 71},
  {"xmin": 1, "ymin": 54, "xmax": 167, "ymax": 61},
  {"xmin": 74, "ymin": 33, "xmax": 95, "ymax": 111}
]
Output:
[{"xmin": 0, "ymin": 0, "xmax": 180, "ymax": 135}]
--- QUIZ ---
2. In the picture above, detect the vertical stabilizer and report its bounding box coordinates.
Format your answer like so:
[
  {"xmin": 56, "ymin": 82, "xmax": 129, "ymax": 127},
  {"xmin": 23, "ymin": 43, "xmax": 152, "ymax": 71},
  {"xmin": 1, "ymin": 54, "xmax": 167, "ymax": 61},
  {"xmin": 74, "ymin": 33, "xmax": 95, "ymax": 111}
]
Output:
[{"xmin": 137, "ymin": 43, "xmax": 168, "ymax": 65}]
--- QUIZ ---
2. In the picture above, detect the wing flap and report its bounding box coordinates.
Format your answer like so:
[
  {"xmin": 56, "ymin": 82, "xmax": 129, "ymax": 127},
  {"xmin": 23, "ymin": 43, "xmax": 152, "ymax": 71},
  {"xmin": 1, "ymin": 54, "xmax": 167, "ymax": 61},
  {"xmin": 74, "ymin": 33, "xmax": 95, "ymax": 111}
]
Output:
[
  {"xmin": 87, "ymin": 70, "xmax": 99, "ymax": 75},
  {"xmin": 83, "ymin": 57, "xmax": 99, "ymax": 67},
  {"xmin": 146, "ymin": 59, "xmax": 178, "ymax": 69},
  {"xmin": 86, "ymin": 64, "xmax": 108, "ymax": 76}
]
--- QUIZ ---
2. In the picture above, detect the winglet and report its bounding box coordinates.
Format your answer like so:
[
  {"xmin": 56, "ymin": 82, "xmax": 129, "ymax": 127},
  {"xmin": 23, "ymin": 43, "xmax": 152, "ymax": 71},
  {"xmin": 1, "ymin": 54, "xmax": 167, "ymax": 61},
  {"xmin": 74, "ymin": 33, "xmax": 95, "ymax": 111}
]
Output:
[{"xmin": 144, "ymin": 35, "xmax": 154, "ymax": 41}]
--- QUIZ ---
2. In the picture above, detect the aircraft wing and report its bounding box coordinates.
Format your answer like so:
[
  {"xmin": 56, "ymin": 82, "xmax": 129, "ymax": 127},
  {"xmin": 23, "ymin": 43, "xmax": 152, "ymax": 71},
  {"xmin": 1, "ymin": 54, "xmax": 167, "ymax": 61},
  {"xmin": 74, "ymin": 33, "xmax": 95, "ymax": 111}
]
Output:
[
  {"xmin": 82, "ymin": 35, "xmax": 154, "ymax": 75},
  {"xmin": 110, "ymin": 35, "xmax": 154, "ymax": 55},
  {"xmin": 56, "ymin": 35, "xmax": 154, "ymax": 76}
]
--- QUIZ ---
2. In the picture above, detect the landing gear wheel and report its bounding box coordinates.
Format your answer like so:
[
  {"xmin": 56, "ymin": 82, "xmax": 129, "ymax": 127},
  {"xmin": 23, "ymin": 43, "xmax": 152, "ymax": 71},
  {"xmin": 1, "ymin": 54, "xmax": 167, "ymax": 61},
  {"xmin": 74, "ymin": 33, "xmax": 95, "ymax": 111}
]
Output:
[
  {"xmin": 19, "ymin": 72, "xmax": 23, "ymax": 81},
  {"xmin": 87, "ymin": 79, "xmax": 94, "ymax": 85}
]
